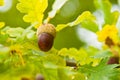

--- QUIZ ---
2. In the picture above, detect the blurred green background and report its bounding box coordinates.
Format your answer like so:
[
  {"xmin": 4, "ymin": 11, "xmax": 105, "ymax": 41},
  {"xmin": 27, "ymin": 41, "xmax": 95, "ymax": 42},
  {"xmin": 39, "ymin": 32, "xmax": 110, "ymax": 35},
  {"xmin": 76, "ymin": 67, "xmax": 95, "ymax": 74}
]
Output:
[{"xmin": 0, "ymin": 0, "xmax": 119, "ymax": 50}]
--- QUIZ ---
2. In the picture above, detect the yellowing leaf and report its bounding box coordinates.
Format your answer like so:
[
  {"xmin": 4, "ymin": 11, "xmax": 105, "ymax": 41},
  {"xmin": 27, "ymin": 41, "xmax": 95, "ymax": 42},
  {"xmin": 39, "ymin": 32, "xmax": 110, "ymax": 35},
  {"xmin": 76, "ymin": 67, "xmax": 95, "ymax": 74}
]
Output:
[
  {"xmin": 73, "ymin": 11, "xmax": 96, "ymax": 26},
  {"xmin": 0, "ymin": 0, "xmax": 4, "ymax": 6},
  {"xmin": 56, "ymin": 24, "xmax": 68, "ymax": 32},
  {"xmin": 58, "ymin": 48, "xmax": 68, "ymax": 56},
  {"xmin": 17, "ymin": 0, "xmax": 48, "ymax": 28},
  {"xmin": 58, "ymin": 48, "xmax": 101, "ymax": 66},
  {"xmin": 0, "ymin": 22, "xmax": 5, "ymax": 28},
  {"xmin": 56, "ymin": 11, "xmax": 98, "ymax": 32}
]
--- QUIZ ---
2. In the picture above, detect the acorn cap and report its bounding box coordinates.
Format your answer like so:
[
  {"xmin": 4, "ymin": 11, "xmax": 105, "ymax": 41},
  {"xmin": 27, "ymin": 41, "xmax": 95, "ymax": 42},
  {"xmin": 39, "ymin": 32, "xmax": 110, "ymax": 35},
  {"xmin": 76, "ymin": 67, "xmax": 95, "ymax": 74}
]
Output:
[{"xmin": 37, "ymin": 23, "xmax": 56, "ymax": 37}]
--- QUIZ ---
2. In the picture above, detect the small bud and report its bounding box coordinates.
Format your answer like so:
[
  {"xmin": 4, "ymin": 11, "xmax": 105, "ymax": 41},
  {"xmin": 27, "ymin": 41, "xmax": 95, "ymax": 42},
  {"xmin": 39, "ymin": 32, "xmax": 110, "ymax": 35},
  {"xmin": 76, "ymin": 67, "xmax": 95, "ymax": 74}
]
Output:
[
  {"xmin": 107, "ymin": 56, "xmax": 119, "ymax": 64},
  {"xmin": 37, "ymin": 23, "xmax": 56, "ymax": 52},
  {"xmin": 35, "ymin": 74, "xmax": 44, "ymax": 80}
]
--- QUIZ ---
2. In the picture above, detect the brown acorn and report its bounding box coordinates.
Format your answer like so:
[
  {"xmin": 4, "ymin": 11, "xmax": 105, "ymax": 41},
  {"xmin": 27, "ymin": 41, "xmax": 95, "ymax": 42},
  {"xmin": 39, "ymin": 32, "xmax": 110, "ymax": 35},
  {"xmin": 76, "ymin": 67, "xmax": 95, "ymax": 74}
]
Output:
[{"xmin": 37, "ymin": 23, "xmax": 56, "ymax": 52}]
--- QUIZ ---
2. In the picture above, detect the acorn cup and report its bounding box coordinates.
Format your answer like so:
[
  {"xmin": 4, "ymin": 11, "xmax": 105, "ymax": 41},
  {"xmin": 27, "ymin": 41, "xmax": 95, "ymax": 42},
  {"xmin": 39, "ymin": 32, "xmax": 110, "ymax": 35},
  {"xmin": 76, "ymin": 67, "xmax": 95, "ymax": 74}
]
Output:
[{"xmin": 37, "ymin": 23, "xmax": 56, "ymax": 52}]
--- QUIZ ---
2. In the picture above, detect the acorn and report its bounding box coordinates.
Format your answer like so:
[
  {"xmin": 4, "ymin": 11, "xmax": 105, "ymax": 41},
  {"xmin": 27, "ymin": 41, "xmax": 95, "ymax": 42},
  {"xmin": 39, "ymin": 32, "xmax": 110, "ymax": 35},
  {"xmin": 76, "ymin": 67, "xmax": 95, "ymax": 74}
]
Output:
[{"xmin": 37, "ymin": 23, "xmax": 56, "ymax": 52}]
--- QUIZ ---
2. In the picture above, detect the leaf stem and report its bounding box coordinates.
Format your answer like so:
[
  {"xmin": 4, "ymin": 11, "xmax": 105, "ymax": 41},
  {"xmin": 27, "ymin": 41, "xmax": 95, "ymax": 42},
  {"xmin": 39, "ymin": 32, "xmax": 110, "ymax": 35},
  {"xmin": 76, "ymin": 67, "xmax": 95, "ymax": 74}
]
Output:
[
  {"xmin": 18, "ymin": 52, "xmax": 25, "ymax": 66},
  {"xmin": 44, "ymin": 17, "xmax": 51, "ymax": 24}
]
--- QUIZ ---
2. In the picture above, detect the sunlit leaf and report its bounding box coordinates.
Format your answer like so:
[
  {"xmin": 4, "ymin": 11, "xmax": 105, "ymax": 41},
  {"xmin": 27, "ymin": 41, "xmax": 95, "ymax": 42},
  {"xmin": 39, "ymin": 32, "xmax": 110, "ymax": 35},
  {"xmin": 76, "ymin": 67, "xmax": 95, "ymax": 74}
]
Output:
[
  {"xmin": 72, "ymin": 11, "xmax": 98, "ymax": 32},
  {"xmin": 43, "ymin": 54, "xmax": 66, "ymax": 67},
  {"xmin": 0, "ymin": 22, "xmax": 5, "ymax": 29},
  {"xmin": 58, "ymin": 67, "xmax": 85, "ymax": 80},
  {"xmin": 58, "ymin": 47, "xmax": 101, "ymax": 66},
  {"xmin": 17, "ymin": 0, "xmax": 48, "ymax": 28},
  {"xmin": 0, "ymin": 0, "xmax": 4, "ymax": 6},
  {"xmin": 72, "ymin": 11, "xmax": 95, "ymax": 25},
  {"xmin": 6, "ymin": 27, "xmax": 24, "ymax": 37},
  {"xmin": 56, "ymin": 11, "xmax": 98, "ymax": 32},
  {"xmin": 56, "ymin": 24, "xmax": 68, "ymax": 32}
]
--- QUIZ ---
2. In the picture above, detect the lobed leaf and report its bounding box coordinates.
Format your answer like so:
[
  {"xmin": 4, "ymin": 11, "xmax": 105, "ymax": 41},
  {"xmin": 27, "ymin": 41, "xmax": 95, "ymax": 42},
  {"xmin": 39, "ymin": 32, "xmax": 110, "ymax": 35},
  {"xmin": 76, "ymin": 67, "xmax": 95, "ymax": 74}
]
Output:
[
  {"xmin": 58, "ymin": 47, "xmax": 102, "ymax": 66},
  {"xmin": 79, "ymin": 59, "xmax": 120, "ymax": 80},
  {"xmin": 72, "ymin": 11, "xmax": 98, "ymax": 32},
  {"xmin": 0, "ymin": 0, "xmax": 4, "ymax": 6},
  {"xmin": 56, "ymin": 11, "xmax": 99, "ymax": 32},
  {"xmin": 17, "ymin": 0, "xmax": 48, "ymax": 28},
  {"xmin": 72, "ymin": 11, "xmax": 96, "ymax": 25}
]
